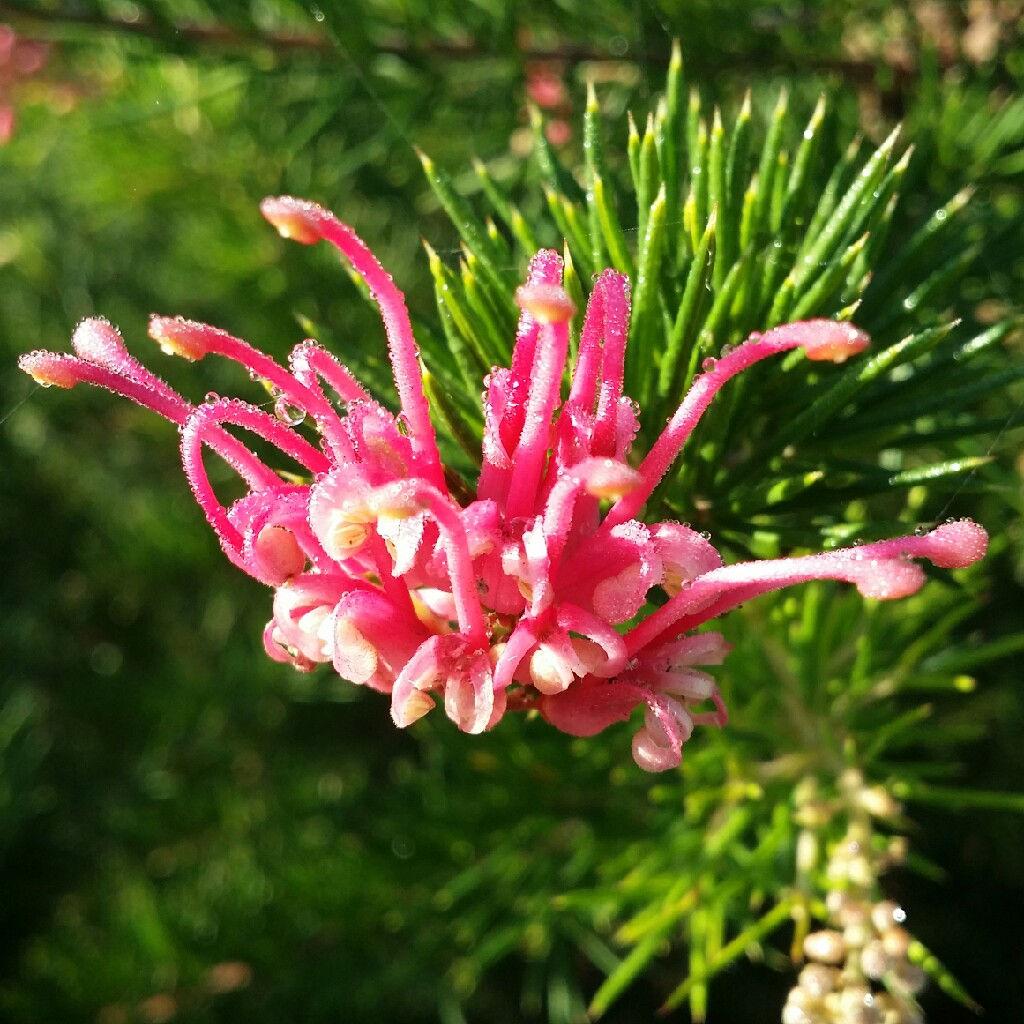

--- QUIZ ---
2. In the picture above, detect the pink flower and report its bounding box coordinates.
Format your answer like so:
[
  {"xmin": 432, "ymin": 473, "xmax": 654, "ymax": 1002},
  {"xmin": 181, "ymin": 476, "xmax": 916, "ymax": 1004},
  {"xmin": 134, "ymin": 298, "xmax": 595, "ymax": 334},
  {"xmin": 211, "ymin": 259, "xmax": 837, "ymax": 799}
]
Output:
[{"xmin": 20, "ymin": 197, "xmax": 989, "ymax": 771}]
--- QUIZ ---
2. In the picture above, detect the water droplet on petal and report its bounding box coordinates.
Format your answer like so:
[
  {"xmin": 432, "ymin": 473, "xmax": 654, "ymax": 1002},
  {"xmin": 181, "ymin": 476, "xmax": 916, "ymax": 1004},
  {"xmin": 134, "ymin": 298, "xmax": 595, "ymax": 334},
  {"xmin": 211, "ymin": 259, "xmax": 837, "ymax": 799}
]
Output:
[
  {"xmin": 702, "ymin": 357, "xmax": 717, "ymax": 372},
  {"xmin": 274, "ymin": 396, "xmax": 306, "ymax": 426}
]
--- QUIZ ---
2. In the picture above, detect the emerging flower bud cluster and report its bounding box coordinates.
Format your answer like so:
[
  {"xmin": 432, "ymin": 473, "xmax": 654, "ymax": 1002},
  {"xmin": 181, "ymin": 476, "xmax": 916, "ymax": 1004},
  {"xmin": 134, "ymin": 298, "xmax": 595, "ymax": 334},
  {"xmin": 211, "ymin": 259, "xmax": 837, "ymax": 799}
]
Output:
[
  {"xmin": 20, "ymin": 196, "xmax": 989, "ymax": 770},
  {"xmin": 787, "ymin": 894, "xmax": 925, "ymax": 1024},
  {"xmin": 786, "ymin": 775, "xmax": 929, "ymax": 1024}
]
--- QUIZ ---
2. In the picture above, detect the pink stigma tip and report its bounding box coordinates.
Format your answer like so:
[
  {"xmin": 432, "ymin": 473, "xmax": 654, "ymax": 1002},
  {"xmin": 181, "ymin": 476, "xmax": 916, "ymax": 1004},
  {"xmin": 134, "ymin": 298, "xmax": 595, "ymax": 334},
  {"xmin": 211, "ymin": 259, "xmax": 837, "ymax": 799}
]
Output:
[
  {"xmin": 18, "ymin": 351, "xmax": 80, "ymax": 389},
  {"xmin": 799, "ymin": 320, "xmax": 871, "ymax": 363},
  {"xmin": 926, "ymin": 520, "xmax": 989, "ymax": 568},
  {"xmin": 148, "ymin": 316, "xmax": 210, "ymax": 361},
  {"xmin": 260, "ymin": 196, "xmax": 323, "ymax": 245}
]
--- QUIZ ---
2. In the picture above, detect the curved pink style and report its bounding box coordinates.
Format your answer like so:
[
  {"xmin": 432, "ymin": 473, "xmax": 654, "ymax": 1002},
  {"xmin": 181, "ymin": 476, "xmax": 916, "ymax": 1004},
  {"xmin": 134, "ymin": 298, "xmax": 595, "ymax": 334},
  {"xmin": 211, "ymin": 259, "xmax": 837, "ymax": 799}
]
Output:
[{"xmin": 20, "ymin": 197, "xmax": 988, "ymax": 771}]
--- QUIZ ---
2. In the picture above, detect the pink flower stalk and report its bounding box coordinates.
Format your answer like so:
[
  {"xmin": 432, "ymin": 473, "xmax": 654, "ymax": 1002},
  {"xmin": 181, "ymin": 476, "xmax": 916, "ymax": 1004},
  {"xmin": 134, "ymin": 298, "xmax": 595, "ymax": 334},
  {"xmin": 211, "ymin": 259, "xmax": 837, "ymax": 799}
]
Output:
[{"xmin": 20, "ymin": 197, "xmax": 989, "ymax": 771}]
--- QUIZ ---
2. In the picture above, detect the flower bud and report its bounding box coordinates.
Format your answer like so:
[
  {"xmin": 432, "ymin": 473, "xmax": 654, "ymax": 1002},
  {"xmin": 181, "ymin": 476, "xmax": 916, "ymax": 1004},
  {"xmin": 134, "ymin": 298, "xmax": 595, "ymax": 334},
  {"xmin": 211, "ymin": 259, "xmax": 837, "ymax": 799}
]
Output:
[
  {"xmin": 843, "ymin": 922, "xmax": 870, "ymax": 950},
  {"xmin": 804, "ymin": 930, "xmax": 845, "ymax": 964},
  {"xmin": 254, "ymin": 525, "xmax": 306, "ymax": 583},
  {"xmin": 796, "ymin": 830, "xmax": 819, "ymax": 873},
  {"xmin": 881, "ymin": 925, "xmax": 911, "ymax": 960},
  {"xmin": 870, "ymin": 901, "xmax": 905, "ymax": 933},
  {"xmin": 781, "ymin": 1002, "xmax": 817, "ymax": 1024},
  {"xmin": 858, "ymin": 785, "xmax": 901, "ymax": 819},
  {"xmin": 860, "ymin": 939, "xmax": 891, "ymax": 979},
  {"xmin": 838, "ymin": 899, "xmax": 870, "ymax": 927},
  {"xmin": 798, "ymin": 963, "xmax": 840, "ymax": 998}
]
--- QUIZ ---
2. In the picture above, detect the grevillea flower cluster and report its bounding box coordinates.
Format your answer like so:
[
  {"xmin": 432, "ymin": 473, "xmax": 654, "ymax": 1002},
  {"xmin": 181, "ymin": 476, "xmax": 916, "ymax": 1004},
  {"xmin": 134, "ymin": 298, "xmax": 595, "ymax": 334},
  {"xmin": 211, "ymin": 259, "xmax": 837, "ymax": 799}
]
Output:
[{"xmin": 20, "ymin": 197, "xmax": 989, "ymax": 771}]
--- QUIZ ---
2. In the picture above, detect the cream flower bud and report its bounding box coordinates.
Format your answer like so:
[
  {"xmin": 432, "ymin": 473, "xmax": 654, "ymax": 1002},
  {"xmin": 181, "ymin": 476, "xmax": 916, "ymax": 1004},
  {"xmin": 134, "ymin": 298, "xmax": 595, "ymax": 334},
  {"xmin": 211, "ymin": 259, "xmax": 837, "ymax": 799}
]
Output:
[
  {"xmin": 870, "ymin": 901, "xmax": 905, "ymax": 933},
  {"xmin": 804, "ymin": 930, "xmax": 846, "ymax": 964}
]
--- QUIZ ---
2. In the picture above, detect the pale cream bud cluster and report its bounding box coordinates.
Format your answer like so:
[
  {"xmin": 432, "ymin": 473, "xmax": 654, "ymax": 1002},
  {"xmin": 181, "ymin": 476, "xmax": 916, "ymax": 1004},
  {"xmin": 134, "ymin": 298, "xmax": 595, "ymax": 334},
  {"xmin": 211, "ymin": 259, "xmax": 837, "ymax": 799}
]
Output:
[{"xmin": 784, "ymin": 774, "xmax": 927, "ymax": 1024}]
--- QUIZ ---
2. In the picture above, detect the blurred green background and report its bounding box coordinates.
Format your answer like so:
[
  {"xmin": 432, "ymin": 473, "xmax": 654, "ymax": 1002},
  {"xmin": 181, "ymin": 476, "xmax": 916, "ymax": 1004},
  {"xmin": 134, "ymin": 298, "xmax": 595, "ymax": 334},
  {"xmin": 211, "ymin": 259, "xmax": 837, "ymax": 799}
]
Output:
[{"xmin": 1, "ymin": 2, "xmax": 1022, "ymax": 1022}]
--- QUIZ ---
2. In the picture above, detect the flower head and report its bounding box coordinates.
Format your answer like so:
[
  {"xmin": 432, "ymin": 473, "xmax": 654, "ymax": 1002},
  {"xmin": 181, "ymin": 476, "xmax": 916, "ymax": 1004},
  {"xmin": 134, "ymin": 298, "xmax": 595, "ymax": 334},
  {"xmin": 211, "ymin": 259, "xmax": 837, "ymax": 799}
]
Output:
[{"xmin": 20, "ymin": 197, "xmax": 988, "ymax": 771}]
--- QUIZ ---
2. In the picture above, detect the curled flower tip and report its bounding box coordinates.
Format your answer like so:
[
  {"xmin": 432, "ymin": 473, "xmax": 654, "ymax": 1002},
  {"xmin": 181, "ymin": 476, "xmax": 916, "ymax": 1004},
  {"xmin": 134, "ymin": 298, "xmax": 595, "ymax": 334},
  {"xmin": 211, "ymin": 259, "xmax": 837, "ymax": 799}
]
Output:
[
  {"xmin": 148, "ymin": 315, "xmax": 211, "ymax": 361},
  {"xmin": 515, "ymin": 283, "xmax": 576, "ymax": 324},
  {"xmin": 71, "ymin": 317, "xmax": 127, "ymax": 368},
  {"xmin": 769, "ymin": 319, "xmax": 870, "ymax": 363},
  {"xmin": 923, "ymin": 519, "xmax": 988, "ymax": 568},
  {"xmin": 259, "ymin": 196, "xmax": 323, "ymax": 246},
  {"xmin": 18, "ymin": 351, "xmax": 80, "ymax": 389}
]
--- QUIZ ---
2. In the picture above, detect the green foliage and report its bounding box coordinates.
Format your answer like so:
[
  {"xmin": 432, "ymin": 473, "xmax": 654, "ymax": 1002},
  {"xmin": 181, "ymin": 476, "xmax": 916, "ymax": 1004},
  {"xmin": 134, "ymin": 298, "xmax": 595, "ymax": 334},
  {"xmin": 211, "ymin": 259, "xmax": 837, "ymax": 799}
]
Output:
[
  {"xmin": 420, "ymin": 45, "xmax": 1020, "ymax": 561},
  {"xmin": 1, "ymin": 4, "xmax": 1022, "ymax": 1024}
]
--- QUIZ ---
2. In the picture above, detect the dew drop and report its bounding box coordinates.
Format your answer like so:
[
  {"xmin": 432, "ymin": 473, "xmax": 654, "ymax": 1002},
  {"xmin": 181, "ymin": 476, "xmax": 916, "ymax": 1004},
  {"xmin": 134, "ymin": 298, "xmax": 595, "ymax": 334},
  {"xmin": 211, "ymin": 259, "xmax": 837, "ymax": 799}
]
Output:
[
  {"xmin": 204, "ymin": 392, "xmax": 219, "ymax": 403},
  {"xmin": 701, "ymin": 357, "xmax": 717, "ymax": 372},
  {"xmin": 274, "ymin": 396, "xmax": 307, "ymax": 426}
]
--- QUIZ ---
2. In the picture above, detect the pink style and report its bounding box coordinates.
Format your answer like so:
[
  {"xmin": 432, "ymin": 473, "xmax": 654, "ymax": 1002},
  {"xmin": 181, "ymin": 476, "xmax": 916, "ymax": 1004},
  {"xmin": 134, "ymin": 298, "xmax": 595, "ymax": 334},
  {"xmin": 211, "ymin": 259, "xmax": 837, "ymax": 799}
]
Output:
[{"xmin": 20, "ymin": 197, "xmax": 989, "ymax": 771}]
